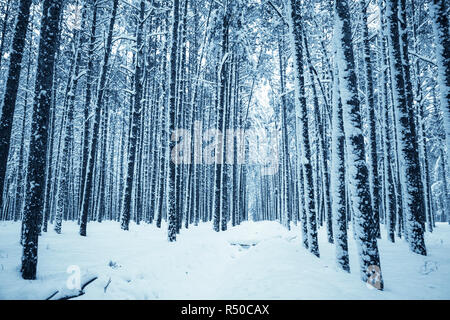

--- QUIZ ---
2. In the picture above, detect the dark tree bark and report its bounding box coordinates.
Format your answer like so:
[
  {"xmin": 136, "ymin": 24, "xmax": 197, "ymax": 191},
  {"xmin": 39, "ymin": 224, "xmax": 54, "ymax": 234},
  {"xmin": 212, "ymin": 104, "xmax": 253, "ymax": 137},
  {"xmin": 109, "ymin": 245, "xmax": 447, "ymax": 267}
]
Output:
[
  {"xmin": 288, "ymin": 0, "xmax": 319, "ymax": 257},
  {"xmin": 21, "ymin": 0, "xmax": 63, "ymax": 280},
  {"xmin": 335, "ymin": 0, "xmax": 383, "ymax": 289},
  {"xmin": 213, "ymin": 3, "xmax": 230, "ymax": 233},
  {"xmin": 430, "ymin": 0, "xmax": 450, "ymax": 197},
  {"xmin": 0, "ymin": 0, "xmax": 32, "ymax": 213},
  {"xmin": 360, "ymin": 0, "xmax": 381, "ymax": 239},
  {"xmin": 379, "ymin": 23, "xmax": 396, "ymax": 242},
  {"xmin": 167, "ymin": 0, "xmax": 180, "ymax": 241},
  {"xmin": 304, "ymin": 32, "xmax": 332, "ymax": 243},
  {"xmin": 278, "ymin": 31, "xmax": 294, "ymax": 231},
  {"xmin": 0, "ymin": 0, "xmax": 11, "ymax": 70},
  {"xmin": 13, "ymin": 28, "xmax": 34, "ymax": 222},
  {"xmin": 80, "ymin": 0, "xmax": 119, "ymax": 237},
  {"xmin": 331, "ymin": 61, "xmax": 350, "ymax": 272},
  {"xmin": 386, "ymin": 0, "xmax": 426, "ymax": 255},
  {"xmin": 121, "ymin": 0, "xmax": 146, "ymax": 231},
  {"xmin": 156, "ymin": 10, "xmax": 170, "ymax": 229},
  {"xmin": 79, "ymin": 1, "xmax": 97, "ymax": 220}
]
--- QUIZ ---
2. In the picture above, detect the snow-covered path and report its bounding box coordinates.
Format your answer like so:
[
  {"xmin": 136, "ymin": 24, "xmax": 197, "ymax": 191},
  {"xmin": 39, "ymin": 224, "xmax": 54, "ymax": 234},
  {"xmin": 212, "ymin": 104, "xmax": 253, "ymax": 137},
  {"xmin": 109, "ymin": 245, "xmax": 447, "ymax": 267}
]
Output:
[{"xmin": 0, "ymin": 221, "xmax": 449, "ymax": 299}]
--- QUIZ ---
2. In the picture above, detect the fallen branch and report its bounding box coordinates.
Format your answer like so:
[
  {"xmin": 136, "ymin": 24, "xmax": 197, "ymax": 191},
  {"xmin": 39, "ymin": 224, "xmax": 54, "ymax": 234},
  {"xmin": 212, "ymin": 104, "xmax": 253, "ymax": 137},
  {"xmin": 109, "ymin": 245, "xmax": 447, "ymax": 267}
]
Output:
[
  {"xmin": 104, "ymin": 277, "xmax": 112, "ymax": 293},
  {"xmin": 58, "ymin": 276, "xmax": 98, "ymax": 300},
  {"xmin": 45, "ymin": 290, "xmax": 59, "ymax": 300},
  {"xmin": 45, "ymin": 276, "xmax": 98, "ymax": 300}
]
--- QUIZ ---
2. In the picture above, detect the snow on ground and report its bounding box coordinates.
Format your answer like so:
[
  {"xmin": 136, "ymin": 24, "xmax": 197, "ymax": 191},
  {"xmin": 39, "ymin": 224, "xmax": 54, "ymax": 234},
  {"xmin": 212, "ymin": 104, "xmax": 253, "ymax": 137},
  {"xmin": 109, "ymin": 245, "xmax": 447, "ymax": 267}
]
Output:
[{"xmin": 0, "ymin": 220, "xmax": 449, "ymax": 299}]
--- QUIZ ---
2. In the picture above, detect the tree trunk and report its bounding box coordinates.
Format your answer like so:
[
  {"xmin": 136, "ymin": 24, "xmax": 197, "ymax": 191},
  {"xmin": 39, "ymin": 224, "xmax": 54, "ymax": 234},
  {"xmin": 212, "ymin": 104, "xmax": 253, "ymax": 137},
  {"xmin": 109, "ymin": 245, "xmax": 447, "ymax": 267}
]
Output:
[
  {"xmin": 80, "ymin": 0, "xmax": 119, "ymax": 236},
  {"xmin": 360, "ymin": 0, "xmax": 381, "ymax": 239},
  {"xmin": 0, "ymin": 0, "xmax": 32, "ymax": 213},
  {"xmin": 331, "ymin": 59, "xmax": 350, "ymax": 272},
  {"xmin": 21, "ymin": 0, "xmax": 63, "ymax": 280},
  {"xmin": 386, "ymin": 0, "xmax": 426, "ymax": 255},
  {"xmin": 121, "ymin": 0, "xmax": 146, "ymax": 231},
  {"xmin": 287, "ymin": 0, "xmax": 319, "ymax": 257},
  {"xmin": 335, "ymin": 0, "xmax": 383, "ymax": 289},
  {"xmin": 430, "ymin": 0, "xmax": 450, "ymax": 208},
  {"xmin": 167, "ymin": 0, "xmax": 180, "ymax": 241}
]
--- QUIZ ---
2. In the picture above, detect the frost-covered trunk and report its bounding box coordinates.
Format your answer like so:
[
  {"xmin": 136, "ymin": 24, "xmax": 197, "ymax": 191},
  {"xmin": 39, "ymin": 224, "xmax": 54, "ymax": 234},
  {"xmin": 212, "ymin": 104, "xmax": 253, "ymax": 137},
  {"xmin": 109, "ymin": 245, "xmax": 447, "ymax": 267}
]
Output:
[
  {"xmin": 174, "ymin": 0, "xmax": 189, "ymax": 233},
  {"xmin": 377, "ymin": 6, "xmax": 397, "ymax": 242},
  {"xmin": 411, "ymin": 0, "xmax": 433, "ymax": 233},
  {"xmin": 55, "ymin": 107, "xmax": 72, "ymax": 233},
  {"xmin": 79, "ymin": 2, "xmax": 97, "ymax": 224},
  {"xmin": 55, "ymin": 20, "xmax": 86, "ymax": 233},
  {"xmin": 379, "ymin": 29, "xmax": 396, "ymax": 243},
  {"xmin": 295, "ymin": 154, "xmax": 308, "ymax": 249},
  {"xmin": 287, "ymin": 0, "xmax": 319, "ymax": 257},
  {"xmin": 430, "ymin": 0, "xmax": 450, "ymax": 207},
  {"xmin": 14, "ymin": 36, "xmax": 34, "ymax": 222},
  {"xmin": 331, "ymin": 59, "xmax": 349, "ymax": 272},
  {"xmin": 278, "ymin": 32, "xmax": 293, "ymax": 231},
  {"xmin": 42, "ymin": 73, "xmax": 58, "ymax": 233},
  {"xmin": 360, "ymin": 0, "xmax": 381, "ymax": 239},
  {"xmin": 148, "ymin": 19, "xmax": 163, "ymax": 224},
  {"xmin": 386, "ymin": 0, "xmax": 426, "ymax": 255},
  {"xmin": 121, "ymin": 0, "xmax": 146, "ymax": 231},
  {"xmin": 334, "ymin": 0, "xmax": 383, "ymax": 289},
  {"xmin": 418, "ymin": 101, "xmax": 433, "ymax": 232},
  {"xmin": 185, "ymin": 3, "xmax": 200, "ymax": 228},
  {"xmin": 80, "ymin": 0, "xmax": 119, "ymax": 237},
  {"xmin": 0, "ymin": 0, "xmax": 32, "ymax": 212},
  {"xmin": 0, "ymin": 0, "xmax": 11, "ymax": 70},
  {"xmin": 213, "ymin": 4, "xmax": 230, "ymax": 233},
  {"xmin": 156, "ymin": 11, "xmax": 170, "ymax": 229},
  {"xmin": 21, "ymin": 0, "xmax": 63, "ymax": 280},
  {"xmin": 304, "ymin": 32, "xmax": 332, "ymax": 243},
  {"xmin": 97, "ymin": 103, "xmax": 109, "ymax": 223},
  {"xmin": 221, "ymin": 48, "xmax": 232, "ymax": 232},
  {"xmin": 167, "ymin": 0, "xmax": 180, "ymax": 241},
  {"xmin": 231, "ymin": 58, "xmax": 240, "ymax": 227}
]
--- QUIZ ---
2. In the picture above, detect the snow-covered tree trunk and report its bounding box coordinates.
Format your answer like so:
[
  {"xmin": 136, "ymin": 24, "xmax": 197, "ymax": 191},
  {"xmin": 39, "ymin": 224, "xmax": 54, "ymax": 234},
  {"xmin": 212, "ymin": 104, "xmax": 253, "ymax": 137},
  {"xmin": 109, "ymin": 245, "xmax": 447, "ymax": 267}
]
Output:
[
  {"xmin": 213, "ymin": 3, "xmax": 230, "ymax": 233},
  {"xmin": 231, "ymin": 57, "xmax": 240, "ymax": 227},
  {"xmin": 334, "ymin": 0, "xmax": 383, "ymax": 289},
  {"xmin": 304, "ymin": 32, "xmax": 333, "ymax": 243},
  {"xmin": 360, "ymin": 0, "xmax": 381, "ymax": 239},
  {"xmin": 0, "ymin": 0, "xmax": 32, "ymax": 213},
  {"xmin": 331, "ymin": 59, "xmax": 350, "ymax": 272},
  {"xmin": 80, "ymin": 0, "xmax": 119, "ymax": 236},
  {"xmin": 97, "ymin": 102, "xmax": 109, "ymax": 223},
  {"xmin": 156, "ymin": 11, "xmax": 170, "ymax": 229},
  {"xmin": 410, "ymin": 0, "xmax": 433, "ymax": 233},
  {"xmin": 287, "ymin": 0, "xmax": 319, "ymax": 257},
  {"xmin": 278, "ymin": 31, "xmax": 293, "ymax": 231},
  {"xmin": 430, "ymin": 0, "xmax": 450, "ymax": 209},
  {"xmin": 13, "ymin": 28, "xmax": 34, "ymax": 223},
  {"xmin": 379, "ymin": 27, "xmax": 396, "ymax": 242},
  {"xmin": 167, "ymin": 0, "xmax": 181, "ymax": 241},
  {"xmin": 21, "ymin": 0, "xmax": 63, "ymax": 280},
  {"xmin": 0, "ymin": 0, "xmax": 11, "ymax": 70},
  {"xmin": 121, "ymin": 0, "xmax": 146, "ymax": 231},
  {"xmin": 148, "ymin": 17, "xmax": 162, "ymax": 225},
  {"xmin": 386, "ymin": 0, "xmax": 426, "ymax": 255},
  {"xmin": 79, "ymin": 1, "xmax": 97, "ymax": 226}
]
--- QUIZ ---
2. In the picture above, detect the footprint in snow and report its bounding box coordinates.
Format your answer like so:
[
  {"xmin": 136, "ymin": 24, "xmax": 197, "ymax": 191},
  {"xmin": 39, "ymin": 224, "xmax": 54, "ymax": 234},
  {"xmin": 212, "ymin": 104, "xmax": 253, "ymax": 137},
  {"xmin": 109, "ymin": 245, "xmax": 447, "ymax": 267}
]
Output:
[
  {"xmin": 419, "ymin": 261, "xmax": 438, "ymax": 275},
  {"xmin": 108, "ymin": 260, "xmax": 121, "ymax": 269}
]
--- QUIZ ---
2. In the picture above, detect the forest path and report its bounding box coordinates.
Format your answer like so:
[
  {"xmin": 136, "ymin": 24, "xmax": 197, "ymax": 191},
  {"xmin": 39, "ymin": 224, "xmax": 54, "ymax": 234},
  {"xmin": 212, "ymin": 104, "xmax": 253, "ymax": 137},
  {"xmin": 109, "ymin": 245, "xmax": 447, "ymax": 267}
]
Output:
[{"xmin": 1, "ymin": 221, "xmax": 450, "ymax": 299}]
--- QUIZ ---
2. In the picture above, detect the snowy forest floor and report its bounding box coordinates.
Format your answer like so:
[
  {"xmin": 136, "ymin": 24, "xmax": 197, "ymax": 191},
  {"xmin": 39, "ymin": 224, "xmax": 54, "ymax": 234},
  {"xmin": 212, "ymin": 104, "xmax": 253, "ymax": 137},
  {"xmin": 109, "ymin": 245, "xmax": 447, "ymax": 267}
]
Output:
[{"xmin": 0, "ymin": 220, "xmax": 449, "ymax": 299}]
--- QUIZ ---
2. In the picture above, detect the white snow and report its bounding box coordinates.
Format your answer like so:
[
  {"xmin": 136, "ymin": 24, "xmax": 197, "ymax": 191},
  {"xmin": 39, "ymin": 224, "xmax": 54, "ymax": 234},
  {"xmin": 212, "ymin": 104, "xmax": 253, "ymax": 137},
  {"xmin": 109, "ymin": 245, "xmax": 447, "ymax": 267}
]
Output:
[{"xmin": 0, "ymin": 220, "xmax": 449, "ymax": 299}]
